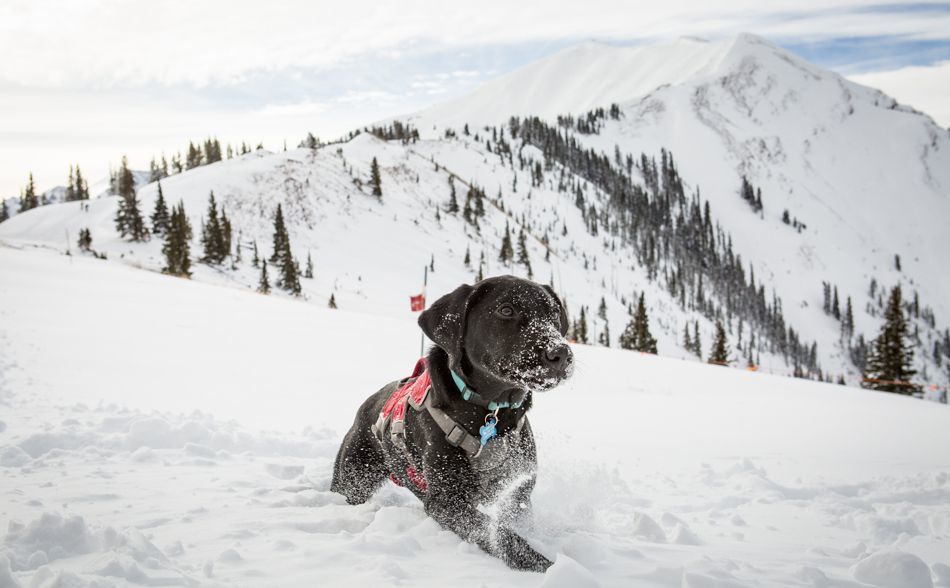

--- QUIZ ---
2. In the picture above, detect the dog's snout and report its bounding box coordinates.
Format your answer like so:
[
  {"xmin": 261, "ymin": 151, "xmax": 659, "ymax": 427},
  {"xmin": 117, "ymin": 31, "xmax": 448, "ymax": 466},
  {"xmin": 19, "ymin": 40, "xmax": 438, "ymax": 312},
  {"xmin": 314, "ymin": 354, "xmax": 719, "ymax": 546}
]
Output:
[{"xmin": 544, "ymin": 343, "xmax": 572, "ymax": 368}]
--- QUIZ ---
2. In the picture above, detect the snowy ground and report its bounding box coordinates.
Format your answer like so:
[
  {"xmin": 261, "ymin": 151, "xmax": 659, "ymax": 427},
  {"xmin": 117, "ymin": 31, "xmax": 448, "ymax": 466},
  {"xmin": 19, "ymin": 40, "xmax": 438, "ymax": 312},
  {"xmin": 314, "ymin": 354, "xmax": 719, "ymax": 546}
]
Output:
[{"xmin": 2, "ymin": 244, "xmax": 950, "ymax": 587}]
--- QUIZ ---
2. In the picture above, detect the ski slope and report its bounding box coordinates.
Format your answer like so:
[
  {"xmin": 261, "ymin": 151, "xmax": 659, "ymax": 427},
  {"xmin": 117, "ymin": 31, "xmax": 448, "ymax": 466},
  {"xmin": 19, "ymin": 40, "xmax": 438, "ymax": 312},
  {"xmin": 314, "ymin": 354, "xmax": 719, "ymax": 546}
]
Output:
[{"xmin": 2, "ymin": 244, "xmax": 950, "ymax": 587}]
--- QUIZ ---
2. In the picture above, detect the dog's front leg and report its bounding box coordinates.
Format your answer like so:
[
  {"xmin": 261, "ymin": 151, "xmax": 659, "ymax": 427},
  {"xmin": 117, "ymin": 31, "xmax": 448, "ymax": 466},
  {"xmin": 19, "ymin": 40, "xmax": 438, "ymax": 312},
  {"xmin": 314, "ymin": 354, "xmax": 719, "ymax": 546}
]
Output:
[{"xmin": 422, "ymin": 448, "xmax": 552, "ymax": 572}]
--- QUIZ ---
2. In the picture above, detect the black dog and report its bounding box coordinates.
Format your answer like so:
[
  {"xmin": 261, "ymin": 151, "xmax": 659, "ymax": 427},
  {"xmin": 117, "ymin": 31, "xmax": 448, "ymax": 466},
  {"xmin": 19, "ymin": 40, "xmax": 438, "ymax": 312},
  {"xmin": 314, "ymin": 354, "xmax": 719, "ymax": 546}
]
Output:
[{"xmin": 331, "ymin": 275, "xmax": 573, "ymax": 571}]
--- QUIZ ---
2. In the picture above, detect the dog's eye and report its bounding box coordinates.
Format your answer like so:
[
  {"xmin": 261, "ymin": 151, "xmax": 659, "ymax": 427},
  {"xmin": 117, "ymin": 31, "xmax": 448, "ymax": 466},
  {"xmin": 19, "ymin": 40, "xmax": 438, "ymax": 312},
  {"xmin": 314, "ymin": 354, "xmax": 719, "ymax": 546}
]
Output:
[{"xmin": 496, "ymin": 304, "xmax": 516, "ymax": 319}]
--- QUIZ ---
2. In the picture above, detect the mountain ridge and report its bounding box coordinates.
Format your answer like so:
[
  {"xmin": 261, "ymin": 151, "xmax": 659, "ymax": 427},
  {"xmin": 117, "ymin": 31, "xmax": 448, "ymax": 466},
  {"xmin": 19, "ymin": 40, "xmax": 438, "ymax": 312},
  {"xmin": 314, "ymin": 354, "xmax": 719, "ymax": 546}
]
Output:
[{"xmin": 1, "ymin": 33, "xmax": 948, "ymax": 393}]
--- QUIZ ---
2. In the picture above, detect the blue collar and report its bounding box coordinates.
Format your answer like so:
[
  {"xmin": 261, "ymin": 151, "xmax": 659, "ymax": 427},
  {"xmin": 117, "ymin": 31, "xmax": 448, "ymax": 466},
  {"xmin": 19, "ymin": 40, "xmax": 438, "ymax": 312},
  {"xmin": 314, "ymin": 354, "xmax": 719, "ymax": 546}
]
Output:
[{"xmin": 450, "ymin": 370, "xmax": 525, "ymax": 411}]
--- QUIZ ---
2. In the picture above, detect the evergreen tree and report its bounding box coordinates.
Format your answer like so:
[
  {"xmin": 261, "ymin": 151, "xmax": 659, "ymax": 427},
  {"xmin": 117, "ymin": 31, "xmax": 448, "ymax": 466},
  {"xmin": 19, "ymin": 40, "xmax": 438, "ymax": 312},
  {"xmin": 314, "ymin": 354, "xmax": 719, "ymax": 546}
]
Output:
[
  {"xmin": 270, "ymin": 204, "xmax": 289, "ymax": 263},
  {"xmin": 21, "ymin": 173, "xmax": 39, "ymax": 211},
  {"xmin": 269, "ymin": 204, "xmax": 301, "ymax": 295},
  {"xmin": 464, "ymin": 246, "xmax": 471, "ymax": 267},
  {"xmin": 682, "ymin": 326, "xmax": 692, "ymax": 352},
  {"xmin": 220, "ymin": 207, "xmax": 232, "ymax": 258},
  {"xmin": 370, "ymin": 157, "xmax": 383, "ymax": 198},
  {"xmin": 77, "ymin": 228, "xmax": 93, "ymax": 251},
  {"xmin": 709, "ymin": 320, "xmax": 729, "ymax": 365},
  {"xmin": 572, "ymin": 307, "xmax": 589, "ymax": 344},
  {"xmin": 65, "ymin": 165, "xmax": 76, "ymax": 202},
  {"xmin": 74, "ymin": 165, "xmax": 89, "ymax": 200},
  {"xmin": 498, "ymin": 222, "xmax": 514, "ymax": 264},
  {"xmin": 832, "ymin": 286, "xmax": 840, "ymax": 320},
  {"xmin": 162, "ymin": 202, "xmax": 192, "ymax": 277},
  {"xmin": 328, "ymin": 293, "xmax": 338, "ymax": 309},
  {"xmin": 114, "ymin": 157, "xmax": 148, "ymax": 241},
  {"xmin": 305, "ymin": 252, "xmax": 314, "ymax": 279},
  {"xmin": 620, "ymin": 293, "xmax": 658, "ymax": 353},
  {"xmin": 516, "ymin": 227, "xmax": 532, "ymax": 278},
  {"xmin": 693, "ymin": 321, "xmax": 703, "ymax": 359},
  {"xmin": 186, "ymin": 142, "xmax": 203, "ymax": 169},
  {"xmin": 252, "ymin": 241, "xmax": 260, "ymax": 268},
  {"xmin": 200, "ymin": 191, "xmax": 227, "ymax": 264},
  {"xmin": 0, "ymin": 200, "xmax": 8, "ymax": 223},
  {"xmin": 302, "ymin": 132, "xmax": 319, "ymax": 150},
  {"xmin": 446, "ymin": 176, "xmax": 459, "ymax": 213},
  {"xmin": 599, "ymin": 320, "xmax": 611, "ymax": 347},
  {"xmin": 863, "ymin": 285, "xmax": 917, "ymax": 394},
  {"xmin": 842, "ymin": 296, "xmax": 854, "ymax": 338},
  {"xmin": 150, "ymin": 182, "xmax": 170, "ymax": 236},
  {"xmin": 257, "ymin": 260, "xmax": 271, "ymax": 294}
]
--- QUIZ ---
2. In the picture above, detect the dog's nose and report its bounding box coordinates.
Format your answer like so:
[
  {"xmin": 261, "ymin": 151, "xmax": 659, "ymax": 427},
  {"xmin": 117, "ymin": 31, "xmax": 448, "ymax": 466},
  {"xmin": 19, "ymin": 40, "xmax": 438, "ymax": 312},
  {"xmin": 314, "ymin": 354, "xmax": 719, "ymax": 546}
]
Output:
[{"xmin": 544, "ymin": 344, "xmax": 572, "ymax": 368}]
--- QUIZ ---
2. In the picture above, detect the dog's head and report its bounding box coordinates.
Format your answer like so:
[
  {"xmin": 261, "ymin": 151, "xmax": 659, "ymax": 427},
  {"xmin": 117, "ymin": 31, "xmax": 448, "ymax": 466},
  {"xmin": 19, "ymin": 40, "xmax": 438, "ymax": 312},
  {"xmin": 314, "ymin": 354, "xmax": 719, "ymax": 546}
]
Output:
[{"xmin": 419, "ymin": 275, "xmax": 573, "ymax": 393}]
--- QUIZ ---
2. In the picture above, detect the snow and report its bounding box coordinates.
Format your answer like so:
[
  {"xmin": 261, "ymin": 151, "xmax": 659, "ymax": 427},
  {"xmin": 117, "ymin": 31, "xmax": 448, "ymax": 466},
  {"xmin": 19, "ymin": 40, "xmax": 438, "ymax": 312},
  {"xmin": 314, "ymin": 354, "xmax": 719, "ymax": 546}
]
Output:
[
  {"xmin": 2, "ymin": 35, "xmax": 948, "ymax": 393},
  {"xmin": 2, "ymin": 244, "xmax": 950, "ymax": 586}
]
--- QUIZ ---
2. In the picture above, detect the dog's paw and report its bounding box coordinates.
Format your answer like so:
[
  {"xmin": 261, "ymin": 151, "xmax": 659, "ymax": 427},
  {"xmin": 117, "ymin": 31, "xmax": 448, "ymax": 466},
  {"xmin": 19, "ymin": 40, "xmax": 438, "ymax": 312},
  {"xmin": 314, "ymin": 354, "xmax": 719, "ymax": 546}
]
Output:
[{"xmin": 499, "ymin": 529, "xmax": 552, "ymax": 572}]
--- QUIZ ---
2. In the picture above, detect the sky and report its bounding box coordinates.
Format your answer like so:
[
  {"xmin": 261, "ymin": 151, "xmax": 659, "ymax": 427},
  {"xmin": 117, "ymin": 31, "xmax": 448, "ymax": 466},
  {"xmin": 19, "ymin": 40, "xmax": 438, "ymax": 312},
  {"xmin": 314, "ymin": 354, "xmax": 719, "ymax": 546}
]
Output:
[{"xmin": 2, "ymin": 0, "xmax": 949, "ymax": 199}]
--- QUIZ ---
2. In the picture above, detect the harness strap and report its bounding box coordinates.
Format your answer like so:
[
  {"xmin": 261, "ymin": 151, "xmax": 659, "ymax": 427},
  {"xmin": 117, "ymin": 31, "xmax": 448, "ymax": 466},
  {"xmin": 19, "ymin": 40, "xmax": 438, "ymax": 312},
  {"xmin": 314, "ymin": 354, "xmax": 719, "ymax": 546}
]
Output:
[
  {"xmin": 422, "ymin": 395, "xmax": 483, "ymax": 457},
  {"xmin": 374, "ymin": 360, "xmax": 527, "ymax": 461}
]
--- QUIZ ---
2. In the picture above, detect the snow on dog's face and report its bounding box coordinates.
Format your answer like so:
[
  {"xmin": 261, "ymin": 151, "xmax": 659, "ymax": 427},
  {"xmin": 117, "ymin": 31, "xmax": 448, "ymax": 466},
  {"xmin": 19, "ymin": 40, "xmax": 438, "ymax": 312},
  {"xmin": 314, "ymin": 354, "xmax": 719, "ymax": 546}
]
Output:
[{"xmin": 419, "ymin": 276, "xmax": 573, "ymax": 392}]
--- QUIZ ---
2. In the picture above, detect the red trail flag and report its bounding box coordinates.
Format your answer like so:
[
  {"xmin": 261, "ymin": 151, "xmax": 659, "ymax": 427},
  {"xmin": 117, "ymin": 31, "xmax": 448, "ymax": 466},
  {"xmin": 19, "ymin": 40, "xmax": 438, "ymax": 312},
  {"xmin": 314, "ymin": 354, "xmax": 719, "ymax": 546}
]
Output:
[{"xmin": 410, "ymin": 294, "xmax": 426, "ymax": 312}]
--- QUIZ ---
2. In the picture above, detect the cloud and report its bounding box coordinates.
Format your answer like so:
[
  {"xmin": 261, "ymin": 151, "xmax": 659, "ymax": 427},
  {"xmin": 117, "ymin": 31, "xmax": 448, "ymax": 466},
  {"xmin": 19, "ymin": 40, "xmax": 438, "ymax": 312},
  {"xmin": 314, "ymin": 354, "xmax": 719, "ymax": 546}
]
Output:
[
  {"xmin": 2, "ymin": 1, "xmax": 948, "ymax": 196},
  {"xmin": 2, "ymin": 0, "xmax": 949, "ymax": 90},
  {"xmin": 849, "ymin": 60, "xmax": 950, "ymax": 127}
]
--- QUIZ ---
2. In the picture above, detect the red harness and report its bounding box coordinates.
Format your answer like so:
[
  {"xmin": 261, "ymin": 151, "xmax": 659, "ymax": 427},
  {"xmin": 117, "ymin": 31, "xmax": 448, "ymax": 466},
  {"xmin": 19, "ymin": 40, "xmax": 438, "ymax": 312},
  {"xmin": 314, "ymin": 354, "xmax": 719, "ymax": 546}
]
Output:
[{"xmin": 381, "ymin": 358, "xmax": 431, "ymax": 493}]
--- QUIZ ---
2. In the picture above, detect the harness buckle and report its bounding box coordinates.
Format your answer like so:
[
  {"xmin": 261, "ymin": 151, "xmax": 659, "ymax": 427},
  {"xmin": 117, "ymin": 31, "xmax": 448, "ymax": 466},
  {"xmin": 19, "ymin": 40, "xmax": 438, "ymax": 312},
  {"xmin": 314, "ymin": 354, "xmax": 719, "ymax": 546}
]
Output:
[{"xmin": 445, "ymin": 425, "xmax": 467, "ymax": 447}]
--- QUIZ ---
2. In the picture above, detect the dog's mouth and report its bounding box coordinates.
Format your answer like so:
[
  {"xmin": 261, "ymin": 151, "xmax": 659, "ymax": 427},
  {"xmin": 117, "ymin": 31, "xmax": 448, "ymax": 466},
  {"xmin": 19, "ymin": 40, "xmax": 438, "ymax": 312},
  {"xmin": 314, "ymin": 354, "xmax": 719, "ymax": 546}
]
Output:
[{"xmin": 497, "ymin": 358, "xmax": 573, "ymax": 392}]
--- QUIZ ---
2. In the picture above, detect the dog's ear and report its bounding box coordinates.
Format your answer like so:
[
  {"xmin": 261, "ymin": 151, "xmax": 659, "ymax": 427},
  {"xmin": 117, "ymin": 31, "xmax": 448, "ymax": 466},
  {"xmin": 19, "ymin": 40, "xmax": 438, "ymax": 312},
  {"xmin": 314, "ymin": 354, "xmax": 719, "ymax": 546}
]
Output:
[
  {"xmin": 543, "ymin": 285, "xmax": 569, "ymax": 336},
  {"xmin": 418, "ymin": 283, "xmax": 475, "ymax": 365}
]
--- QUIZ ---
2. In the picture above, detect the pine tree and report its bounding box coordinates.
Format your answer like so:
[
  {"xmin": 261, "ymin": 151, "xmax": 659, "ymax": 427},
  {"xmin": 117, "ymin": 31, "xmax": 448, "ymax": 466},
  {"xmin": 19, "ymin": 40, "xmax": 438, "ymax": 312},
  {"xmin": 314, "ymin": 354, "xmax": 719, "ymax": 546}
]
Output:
[
  {"xmin": 842, "ymin": 296, "xmax": 854, "ymax": 338},
  {"xmin": 682, "ymin": 326, "xmax": 692, "ymax": 352},
  {"xmin": 114, "ymin": 157, "xmax": 148, "ymax": 241},
  {"xmin": 863, "ymin": 285, "xmax": 917, "ymax": 394},
  {"xmin": 77, "ymin": 228, "xmax": 93, "ymax": 251},
  {"xmin": 150, "ymin": 182, "xmax": 170, "ymax": 236},
  {"xmin": 65, "ymin": 165, "xmax": 76, "ymax": 202},
  {"xmin": 257, "ymin": 260, "xmax": 271, "ymax": 294},
  {"xmin": 370, "ymin": 157, "xmax": 383, "ymax": 198},
  {"xmin": 464, "ymin": 246, "xmax": 471, "ymax": 267},
  {"xmin": 693, "ymin": 321, "xmax": 703, "ymax": 359},
  {"xmin": 709, "ymin": 320, "xmax": 729, "ymax": 365},
  {"xmin": 516, "ymin": 227, "xmax": 532, "ymax": 278},
  {"xmin": 446, "ymin": 176, "xmax": 459, "ymax": 213},
  {"xmin": 572, "ymin": 306, "xmax": 589, "ymax": 344},
  {"xmin": 304, "ymin": 252, "xmax": 314, "ymax": 279},
  {"xmin": 200, "ymin": 191, "xmax": 227, "ymax": 264},
  {"xmin": 620, "ymin": 294, "xmax": 658, "ymax": 353},
  {"xmin": 498, "ymin": 222, "xmax": 514, "ymax": 264},
  {"xmin": 269, "ymin": 204, "xmax": 301, "ymax": 295},
  {"xmin": 252, "ymin": 241, "xmax": 260, "ymax": 268},
  {"xmin": 186, "ymin": 142, "xmax": 203, "ymax": 169},
  {"xmin": 162, "ymin": 202, "xmax": 192, "ymax": 277},
  {"xmin": 21, "ymin": 173, "xmax": 39, "ymax": 211},
  {"xmin": 0, "ymin": 200, "xmax": 8, "ymax": 223},
  {"xmin": 74, "ymin": 165, "xmax": 89, "ymax": 200},
  {"xmin": 328, "ymin": 293, "xmax": 338, "ymax": 309},
  {"xmin": 832, "ymin": 286, "xmax": 840, "ymax": 320},
  {"xmin": 302, "ymin": 132, "xmax": 319, "ymax": 150},
  {"xmin": 270, "ymin": 204, "xmax": 288, "ymax": 263},
  {"xmin": 599, "ymin": 320, "xmax": 611, "ymax": 347},
  {"xmin": 220, "ymin": 207, "xmax": 232, "ymax": 259}
]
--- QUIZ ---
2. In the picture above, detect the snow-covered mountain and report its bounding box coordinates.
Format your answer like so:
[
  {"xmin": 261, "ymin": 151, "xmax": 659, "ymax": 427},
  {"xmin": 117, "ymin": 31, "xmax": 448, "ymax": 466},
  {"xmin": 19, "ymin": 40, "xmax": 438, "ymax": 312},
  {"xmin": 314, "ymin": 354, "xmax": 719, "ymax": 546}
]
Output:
[{"xmin": 1, "ymin": 33, "xmax": 948, "ymax": 392}]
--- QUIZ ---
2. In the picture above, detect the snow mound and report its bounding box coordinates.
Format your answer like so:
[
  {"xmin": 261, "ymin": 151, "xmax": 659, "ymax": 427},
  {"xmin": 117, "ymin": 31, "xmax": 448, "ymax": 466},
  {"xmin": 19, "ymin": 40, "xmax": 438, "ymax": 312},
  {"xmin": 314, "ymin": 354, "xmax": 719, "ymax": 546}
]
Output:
[
  {"xmin": 3, "ymin": 513, "xmax": 100, "ymax": 571},
  {"xmin": 852, "ymin": 551, "xmax": 934, "ymax": 588},
  {"xmin": 541, "ymin": 555, "xmax": 599, "ymax": 588}
]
